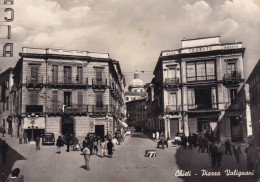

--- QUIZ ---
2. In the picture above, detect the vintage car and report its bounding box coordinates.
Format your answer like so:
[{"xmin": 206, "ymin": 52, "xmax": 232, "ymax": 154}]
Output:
[{"xmin": 42, "ymin": 133, "xmax": 55, "ymax": 145}]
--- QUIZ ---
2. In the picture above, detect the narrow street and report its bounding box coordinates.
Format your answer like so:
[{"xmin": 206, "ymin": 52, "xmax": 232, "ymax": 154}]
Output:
[{"xmin": 0, "ymin": 133, "xmax": 256, "ymax": 182}]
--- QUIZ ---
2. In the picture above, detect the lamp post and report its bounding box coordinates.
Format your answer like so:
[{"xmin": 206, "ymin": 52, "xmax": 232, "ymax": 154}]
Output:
[{"xmin": 28, "ymin": 113, "xmax": 38, "ymax": 142}]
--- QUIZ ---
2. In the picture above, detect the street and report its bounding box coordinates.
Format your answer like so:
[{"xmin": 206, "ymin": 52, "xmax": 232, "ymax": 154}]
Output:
[{"xmin": 0, "ymin": 133, "xmax": 257, "ymax": 182}]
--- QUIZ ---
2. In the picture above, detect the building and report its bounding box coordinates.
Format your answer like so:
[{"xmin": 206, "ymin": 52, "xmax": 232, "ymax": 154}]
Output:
[
  {"xmin": 125, "ymin": 72, "xmax": 146, "ymax": 102},
  {"xmin": 12, "ymin": 47, "xmax": 126, "ymax": 140},
  {"xmin": 0, "ymin": 68, "xmax": 17, "ymax": 136},
  {"xmin": 153, "ymin": 36, "xmax": 249, "ymax": 142},
  {"xmin": 247, "ymin": 59, "xmax": 260, "ymax": 146},
  {"xmin": 126, "ymin": 98, "xmax": 147, "ymax": 131}
]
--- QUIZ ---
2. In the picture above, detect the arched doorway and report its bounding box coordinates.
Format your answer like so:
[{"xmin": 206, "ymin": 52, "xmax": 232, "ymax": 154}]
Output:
[{"xmin": 61, "ymin": 116, "xmax": 75, "ymax": 136}]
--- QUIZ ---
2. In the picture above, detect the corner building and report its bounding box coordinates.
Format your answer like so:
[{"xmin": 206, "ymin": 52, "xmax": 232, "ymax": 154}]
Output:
[
  {"xmin": 13, "ymin": 48, "xmax": 125, "ymax": 139},
  {"xmin": 153, "ymin": 36, "xmax": 247, "ymax": 142}
]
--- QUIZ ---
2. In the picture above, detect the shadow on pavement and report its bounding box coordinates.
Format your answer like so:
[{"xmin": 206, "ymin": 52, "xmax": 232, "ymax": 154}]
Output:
[
  {"xmin": 175, "ymin": 146, "xmax": 256, "ymax": 182},
  {"xmin": 0, "ymin": 138, "xmax": 27, "ymax": 182}
]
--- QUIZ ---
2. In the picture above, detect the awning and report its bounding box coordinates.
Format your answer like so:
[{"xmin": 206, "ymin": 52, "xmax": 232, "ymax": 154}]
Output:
[
  {"xmin": 119, "ymin": 118, "xmax": 128, "ymax": 128},
  {"xmin": 23, "ymin": 117, "xmax": 45, "ymax": 129},
  {"xmin": 210, "ymin": 122, "xmax": 217, "ymax": 131}
]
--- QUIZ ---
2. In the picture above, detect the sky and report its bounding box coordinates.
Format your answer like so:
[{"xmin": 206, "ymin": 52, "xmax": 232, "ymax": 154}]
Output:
[{"xmin": 0, "ymin": 0, "xmax": 260, "ymax": 88}]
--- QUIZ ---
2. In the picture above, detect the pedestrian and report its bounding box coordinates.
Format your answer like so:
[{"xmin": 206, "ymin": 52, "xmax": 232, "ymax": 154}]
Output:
[
  {"xmin": 112, "ymin": 137, "xmax": 117, "ymax": 150},
  {"xmin": 66, "ymin": 134, "xmax": 71, "ymax": 152},
  {"xmin": 2, "ymin": 126, "xmax": 6, "ymax": 137},
  {"xmin": 10, "ymin": 128, "xmax": 13, "ymax": 137},
  {"xmin": 198, "ymin": 136, "xmax": 203, "ymax": 153},
  {"xmin": 156, "ymin": 131, "xmax": 159, "ymax": 140},
  {"xmin": 225, "ymin": 139, "xmax": 232, "ymax": 155},
  {"xmin": 208, "ymin": 140, "xmax": 213, "ymax": 157},
  {"xmin": 210, "ymin": 142, "xmax": 217, "ymax": 167},
  {"xmin": 23, "ymin": 131, "xmax": 27, "ymax": 144},
  {"xmin": 82, "ymin": 137, "xmax": 88, "ymax": 150},
  {"xmin": 152, "ymin": 132, "xmax": 155, "ymax": 141},
  {"xmin": 203, "ymin": 137, "xmax": 209, "ymax": 153},
  {"xmin": 35, "ymin": 136, "xmax": 40, "ymax": 150},
  {"xmin": 19, "ymin": 132, "xmax": 23, "ymax": 144},
  {"xmin": 215, "ymin": 141, "xmax": 223, "ymax": 168},
  {"xmin": 157, "ymin": 134, "xmax": 166, "ymax": 149},
  {"xmin": 193, "ymin": 134, "xmax": 198, "ymax": 147},
  {"xmin": 100, "ymin": 139, "xmax": 106, "ymax": 158},
  {"xmin": 89, "ymin": 137, "xmax": 94, "ymax": 155},
  {"xmin": 107, "ymin": 139, "xmax": 113, "ymax": 158},
  {"xmin": 72, "ymin": 136, "xmax": 79, "ymax": 151},
  {"xmin": 82, "ymin": 145, "xmax": 91, "ymax": 170},
  {"xmin": 93, "ymin": 139, "xmax": 98, "ymax": 155},
  {"xmin": 233, "ymin": 142, "xmax": 242, "ymax": 163},
  {"xmin": 6, "ymin": 168, "xmax": 24, "ymax": 182},
  {"xmin": 56, "ymin": 136, "xmax": 63, "ymax": 154},
  {"xmin": 188, "ymin": 134, "xmax": 192, "ymax": 150},
  {"xmin": 183, "ymin": 135, "xmax": 187, "ymax": 150},
  {"xmin": 1, "ymin": 140, "xmax": 8, "ymax": 164}
]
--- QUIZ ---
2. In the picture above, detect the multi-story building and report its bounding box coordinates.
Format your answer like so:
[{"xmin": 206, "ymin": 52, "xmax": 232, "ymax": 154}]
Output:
[
  {"xmin": 0, "ymin": 68, "xmax": 17, "ymax": 136},
  {"xmin": 153, "ymin": 36, "xmax": 249, "ymax": 142},
  {"xmin": 247, "ymin": 59, "xmax": 260, "ymax": 146},
  {"xmin": 126, "ymin": 98, "xmax": 147, "ymax": 131},
  {"xmin": 12, "ymin": 47, "xmax": 126, "ymax": 140}
]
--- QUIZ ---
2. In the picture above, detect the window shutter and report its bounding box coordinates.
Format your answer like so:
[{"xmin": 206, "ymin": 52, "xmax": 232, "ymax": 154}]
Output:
[{"xmin": 211, "ymin": 87, "xmax": 217, "ymax": 108}]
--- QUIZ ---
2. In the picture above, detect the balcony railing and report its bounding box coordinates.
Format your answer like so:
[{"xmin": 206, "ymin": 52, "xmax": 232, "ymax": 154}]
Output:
[
  {"xmin": 26, "ymin": 76, "xmax": 43, "ymax": 85},
  {"xmin": 92, "ymin": 79, "xmax": 107, "ymax": 86},
  {"xmin": 223, "ymin": 72, "xmax": 241, "ymax": 81},
  {"xmin": 224, "ymin": 102, "xmax": 241, "ymax": 110},
  {"xmin": 164, "ymin": 78, "xmax": 180, "ymax": 86},
  {"xmin": 47, "ymin": 104, "xmax": 88, "ymax": 114},
  {"xmin": 26, "ymin": 105, "xmax": 43, "ymax": 113},
  {"xmin": 165, "ymin": 105, "xmax": 182, "ymax": 113},
  {"xmin": 188, "ymin": 103, "xmax": 218, "ymax": 110},
  {"xmin": 89, "ymin": 105, "xmax": 108, "ymax": 114},
  {"xmin": 48, "ymin": 76, "xmax": 88, "ymax": 85}
]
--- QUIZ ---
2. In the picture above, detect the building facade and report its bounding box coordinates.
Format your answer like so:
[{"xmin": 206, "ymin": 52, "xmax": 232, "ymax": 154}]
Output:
[
  {"xmin": 126, "ymin": 98, "xmax": 147, "ymax": 131},
  {"xmin": 153, "ymin": 36, "xmax": 249, "ymax": 142},
  {"xmin": 12, "ymin": 47, "xmax": 126, "ymax": 140}
]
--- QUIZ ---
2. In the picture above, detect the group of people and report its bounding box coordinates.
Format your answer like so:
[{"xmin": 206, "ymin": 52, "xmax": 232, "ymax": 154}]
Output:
[{"xmin": 56, "ymin": 133, "xmax": 80, "ymax": 153}]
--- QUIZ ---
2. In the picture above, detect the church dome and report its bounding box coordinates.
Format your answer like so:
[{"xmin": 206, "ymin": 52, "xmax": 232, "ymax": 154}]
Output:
[{"xmin": 129, "ymin": 72, "xmax": 144, "ymax": 88}]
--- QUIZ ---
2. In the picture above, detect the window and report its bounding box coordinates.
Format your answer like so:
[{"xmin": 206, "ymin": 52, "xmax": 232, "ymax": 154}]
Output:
[
  {"xmin": 226, "ymin": 59, "xmax": 237, "ymax": 75},
  {"xmin": 78, "ymin": 92, "xmax": 83, "ymax": 107},
  {"xmin": 230, "ymin": 89, "xmax": 237, "ymax": 104},
  {"xmin": 64, "ymin": 92, "xmax": 71, "ymax": 106},
  {"xmin": 64, "ymin": 66, "xmax": 72, "ymax": 83},
  {"xmin": 168, "ymin": 92, "xmax": 177, "ymax": 106},
  {"xmin": 95, "ymin": 68, "xmax": 103, "ymax": 84},
  {"xmin": 31, "ymin": 67, "xmax": 39, "ymax": 83},
  {"xmin": 52, "ymin": 91, "xmax": 58, "ymax": 110},
  {"xmin": 6, "ymin": 97, "xmax": 9, "ymax": 110},
  {"xmin": 77, "ymin": 67, "xmax": 83, "ymax": 84},
  {"xmin": 30, "ymin": 91, "xmax": 38, "ymax": 105},
  {"xmin": 96, "ymin": 93, "xmax": 103, "ymax": 107},
  {"xmin": 188, "ymin": 87, "xmax": 216, "ymax": 109},
  {"xmin": 186, "ymin": 60, "xmax": 215, "ymax": 82},
  {"xmin": 52, "ymin": 65, "xmax": 58, "ymax": 83}
]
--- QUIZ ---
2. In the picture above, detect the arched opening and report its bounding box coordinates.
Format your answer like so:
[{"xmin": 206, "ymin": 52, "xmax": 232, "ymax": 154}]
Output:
[{"xmin": 61, "ymin": 116, "xmax": 75, "ymax": 136}]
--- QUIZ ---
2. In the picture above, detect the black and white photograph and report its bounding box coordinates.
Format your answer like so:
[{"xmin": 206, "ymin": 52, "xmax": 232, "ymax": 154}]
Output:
[{"xmin": 0, "ymin": 0, "xmax": 260, "ymax": 181}]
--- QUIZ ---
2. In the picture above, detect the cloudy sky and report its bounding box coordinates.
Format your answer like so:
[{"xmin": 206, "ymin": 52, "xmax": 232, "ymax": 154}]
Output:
[{"xmin": 1, "ymin": 0, "xmax": 260, "ymax": 87}]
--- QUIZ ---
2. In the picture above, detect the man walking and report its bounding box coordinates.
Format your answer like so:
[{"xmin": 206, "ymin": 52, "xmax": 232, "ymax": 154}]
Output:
[
  {"xmin": 215, "ymin": 141, "xmax": 223, "ymax": 168},
  {"xmin": 225, "ymin": 139, "xmax": 232, "ymax": 155},
  {"xmin": 66, "ymin": 134, "xmax": 71, "ymax": 152},
  {"xmin": 82, "ymin": 145, "xmax": 91, "ymax": 170},
  {"xmin": 188, "ymin": 134, "xmax": 192, "ymax": 150},
  {"xmin": 23, "ymin": 131, "xmax": 28, "ymax": 144},
  {"xmin": 233, "ymin": 142, "xmax": 242, "ymax": 163},
  {"xmin": 210, "ymin": 142, "xmax": 217, "ymax": 167},
  {"xmin": 2, "ymin": 126, "xmax": 6, "ymax": 137},
  {"xmin": 35, "ymin": 136, "xmax": 41, "ymax": 150},
  {"xmin": 1, "ymin": 140, "xmax": 8, "ymax": 164}
]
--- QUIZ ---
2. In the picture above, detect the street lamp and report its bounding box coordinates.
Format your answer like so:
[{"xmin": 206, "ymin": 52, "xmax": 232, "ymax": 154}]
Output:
[{"xmin": 28, "ymin": 113, "xmax": 38, "ymax": 141}]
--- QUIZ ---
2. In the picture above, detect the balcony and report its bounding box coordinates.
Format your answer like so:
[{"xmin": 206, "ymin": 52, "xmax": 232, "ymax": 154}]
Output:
[
  {"xmin": 92, "ymin": 78, "xmax": 107, "ymax": 86},
  {"xmin": 187, "ymin": 103, "xmax": 218, "ymax": 111},
  {"xmin": 48, "ymin": 76, "xmax": 89, "ymax": 88},
  {"xmin": 223, "ymin": 72, "xmax": 242, "ymax": 87},
  {"xmin": 47, "ymin": 104, "xmax": 88, "ymax": 115},
  {"xmin": 164, "ymin": 78, "xmax": 180, "ymax": 90},
  {"xmin": 224, "ymin": 102, "xmax": 241, "ymax": 111},
  {"xmin": 89, "ymin": 105, "xmax": 108, "ymax": 115},
  {"xmin": 26, "ymin": 105, "xmax": 43, "ymax": 114},
  {"xmin": 165, "ymin": 105, "xmax": 182, "ymax": 114},
  {"xmin": 26, "ymin": 76, "xmax": 43, "ymax": 88}
]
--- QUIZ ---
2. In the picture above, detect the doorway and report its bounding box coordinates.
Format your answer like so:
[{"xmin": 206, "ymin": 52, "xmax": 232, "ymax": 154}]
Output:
[
  {"xmin": 61, "ymin": 116, "xmax": 74, "ymax": 136},
  {"xmin": 95, "ymin": 125, "xmax": 104, "ymax": 139},
  {"xmin": 170, "ymin": 119, "xmax": 179, "ymax": 139}
]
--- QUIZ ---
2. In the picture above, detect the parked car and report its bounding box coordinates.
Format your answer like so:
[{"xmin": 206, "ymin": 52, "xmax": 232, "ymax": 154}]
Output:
[{"xmin": 42, "ymin": 133, "xmax": 55, "ymax": 145}]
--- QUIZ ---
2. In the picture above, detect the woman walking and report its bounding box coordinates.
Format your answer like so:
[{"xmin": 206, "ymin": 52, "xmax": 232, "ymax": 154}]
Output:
[
  {"xmin": 56, "ymin": 136, "xmax": 63, "ymax": 154},
  {"xmin": 100, "ymin": 139, "xmax": 106, "ymax": 158},
  {"xmin": 107, "ymin": 139, "xmax": 113, "ymax": 158}
]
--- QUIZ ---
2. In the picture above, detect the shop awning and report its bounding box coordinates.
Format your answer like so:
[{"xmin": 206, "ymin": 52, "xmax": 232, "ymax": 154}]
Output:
[
  {"xmin": 119, "ymin": 118, "xmax": 128, "ymax": 128},
  {"xmin": 23, "ymin": 117, "xmax": 45, "ymax": 129},
  {"xmin": 210, "ymin": 122, "xmax": 218, "ymax": 132}
]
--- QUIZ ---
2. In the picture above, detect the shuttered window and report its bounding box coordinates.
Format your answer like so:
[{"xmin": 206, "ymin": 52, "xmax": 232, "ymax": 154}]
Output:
[
  {"xmin": 64, "ymin": 66, "xmax": 72, "ymax": 83},
  {"xmin": 52, "ymin": 91, "xmax": 58, "ymax": 111},
  {"xmin": 78, "ymin": 92, "xmax": 83, "ymax": 106},
  {"xmin": 31, "ymin": 67, "xmax": 38, "ymax": 82},
  {"xmin": 77, "ymin": 67, "xmax": 83, "ymax": 84},
  {"xmin": 31, "ymin": 91, "xmax": 38, "ymax": 105},
  {"xmin": 96, "ymin": 93, "xmax": 103, "ymax": 107},
  {"xmin": 52, "ymin": 65, "xmax": 58, "ymax": 83}
]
